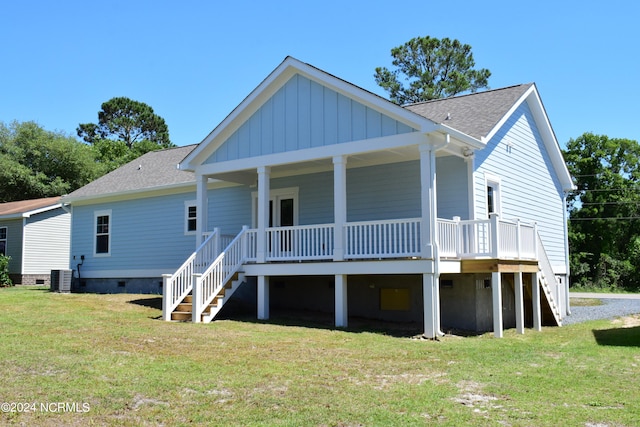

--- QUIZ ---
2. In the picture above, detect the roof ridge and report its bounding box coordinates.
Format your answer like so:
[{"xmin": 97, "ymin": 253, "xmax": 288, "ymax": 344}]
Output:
[{"xmin": 403, "ymin": 83, "xmax": 533, "ymax": 108}]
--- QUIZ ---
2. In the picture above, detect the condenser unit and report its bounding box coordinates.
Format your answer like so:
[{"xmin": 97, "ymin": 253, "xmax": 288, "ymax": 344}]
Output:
[{"xmin": 50, "ymin": 269, "xmax": 73, "ymax": 293}]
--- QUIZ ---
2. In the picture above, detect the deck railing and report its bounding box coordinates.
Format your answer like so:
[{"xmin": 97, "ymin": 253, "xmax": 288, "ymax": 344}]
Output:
[
  {"xmin": 266, "ymin": 223, "xmax": 334, "ymax": 261},
  {"xmin": 345, "ymin": 218, "xmax": 421, "ymax": 259},
  {"xmin": 437, "ymin": 215, "xmax": 537, "ymax": 260}
]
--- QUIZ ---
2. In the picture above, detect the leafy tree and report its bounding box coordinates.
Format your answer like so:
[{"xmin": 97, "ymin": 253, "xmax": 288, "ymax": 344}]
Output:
[
  {"xmin": 77, "ymin": 97, "xmax": 173, "ymax": 171},
  {"xmin": 0, "ymin": 121, "xmax": 102, "ymax": 202},
  {"xmin": 375, "ymin": 36, "xmax": 491, "ymax": 104},
  {"xmin": 564, "ymin": 132, "xmax": 640, "ymax": 291},
  {"xmin": 0, "ymin": 255, "xmax": 12, "ymax": 287}
]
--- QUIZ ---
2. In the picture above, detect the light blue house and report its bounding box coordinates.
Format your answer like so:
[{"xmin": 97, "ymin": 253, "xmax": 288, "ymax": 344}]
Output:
[{"xmin": 62, "ymin": 57, "xmax": 574, "ymax": 338}]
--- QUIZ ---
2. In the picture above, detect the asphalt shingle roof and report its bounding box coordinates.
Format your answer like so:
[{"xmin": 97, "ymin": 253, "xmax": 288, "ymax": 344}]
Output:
[
  {"xmin": 0, "ymin": 196, "xmax": 62, "ymax": 217},
  {"xmin": 64, "ymin": 145, "xmax": 197, "ymax": 200},
  {"xmin": 404, "ymin": 84, "xmax": 533, "ymax": 140}
]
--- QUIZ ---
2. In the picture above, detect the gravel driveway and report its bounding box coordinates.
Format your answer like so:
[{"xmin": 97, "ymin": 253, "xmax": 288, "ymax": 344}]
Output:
[{"xmin": 565, "ymin": 292, "xmax": 640, "ymax": 325}]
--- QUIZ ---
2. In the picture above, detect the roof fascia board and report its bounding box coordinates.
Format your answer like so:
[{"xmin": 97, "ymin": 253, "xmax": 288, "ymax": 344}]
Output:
[
  {"xmin": 181, "ymin": 57, "xmax": 437, "ymax": 170},
  {"xmin": 22, "ymin": 203, "xmax": 64, "ymax": 218},
  {"xmin": 482, "ymin": 85, "xmax": 535, "ymax": 144},
  {"xmin": 525, "ymin": 87, "xmax": 575, "ymax": 191}
]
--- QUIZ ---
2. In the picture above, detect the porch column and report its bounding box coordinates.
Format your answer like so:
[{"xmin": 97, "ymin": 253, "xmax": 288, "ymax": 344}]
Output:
[
  {"xmin": 256, "ymin": 166, "xmax": 271, "ymax": 263},
  {"xmin": 419, "ymin": 143, "xmax": 435, "ymax": 259},
  {"xmin": 335, "ymin": 274, "xmax": 348, "ymax": 327},
  {"xmin": 257, "ymin": 275, "xmax": 270, "ymax": 320},
  {"xmin": 333, "ymin": 156, "xmax": 347, "ymax": 261},
  {"xmin": 514, "ymin": 272, "xmax": 524, "ymax": 334},
  {"xmin": 423, "ymin": 273, "xmax": 437, "ymax": 339},
  {"xmin": 492, "ymin": 272, "xmax": 503, "ymax": 338},
  {"xmin": 196, "ymin": 174, "xmax": 209, "ymax": 248},
  {"xmin": 532, "ymin": 272, "xmax": 542, "ymax": 331}
]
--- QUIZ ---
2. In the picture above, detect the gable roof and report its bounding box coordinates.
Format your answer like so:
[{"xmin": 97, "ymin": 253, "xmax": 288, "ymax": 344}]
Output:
[
  {"xmin": 62, "ymin": 145, "xmax": 197, "ymax": 203},
  {"xmin": 180, "ymin": 56, "xmax": 441, "ymax": 170},
  {"xmin": 404, "ymin": 84, "xmax": 533, "ymax": 141},
  {"xmin": 0, "ymin": 196, "xmax": 63, "ymax": 219}
]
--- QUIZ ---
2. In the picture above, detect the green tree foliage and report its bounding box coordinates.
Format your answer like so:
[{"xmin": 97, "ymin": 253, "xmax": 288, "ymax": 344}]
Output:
[
  {"xmin": 564, "ymin": 132, "xmax": 640, "ymax": 291},
  {"xmin": 0, "ymin": 121, "xmax": 102, "ymax": 202},
  {"xmin": 374, "ymin": 36, "xmax": 491, "ymax": 105},
  {"xmin": 77, "ymin": 97, "xmax": 173, "ymax": 171}
]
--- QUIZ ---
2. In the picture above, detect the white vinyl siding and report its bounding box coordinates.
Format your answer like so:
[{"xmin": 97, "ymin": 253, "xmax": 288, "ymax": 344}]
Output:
[
  {"xmin": 23, "ymin": 209, "xmax": 70, "ymax": 274},
  {"xmin": 206, "ymin": 74, "xmax": 416, "ymax": 164}
]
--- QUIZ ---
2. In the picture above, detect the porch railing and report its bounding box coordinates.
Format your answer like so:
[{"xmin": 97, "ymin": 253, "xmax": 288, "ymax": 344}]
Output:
[
  {"xmin": 437, "ymin": 215, "xmax": 537, "ymax": 260},
  {"xmin": 266, "ymin": 223, "xmax": 334, "ymax": 261},
  {"xmin": 345, "ymin": 218, "xmax": 421, "ymax": 259}
]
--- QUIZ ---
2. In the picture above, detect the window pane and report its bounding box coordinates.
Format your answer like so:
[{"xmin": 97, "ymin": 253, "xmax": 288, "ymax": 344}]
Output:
[
  {"xmin": 96, "ymin": 235, "xmax": 109, "ymax": 254},
  {"xmin": 97, "ymin": 216, "xmax": 109, "ymax": 234},
  {"xmin": 0, "ymin": 228, "xmax": 6, "ymax": 239},
  {"xmin": 0, "ymin": 241, "xmax": 5, "ymax": 256},
  {"xmin": 487, "ymin": 186, "xmax": 494, "ymax": 214},
  {"xmin": 188, "ymin": 218, "xmax": 197, "ymax": 232},
  {"xmin": 280, "ymin": 198, "xmax": 294, "ymax": 227}
]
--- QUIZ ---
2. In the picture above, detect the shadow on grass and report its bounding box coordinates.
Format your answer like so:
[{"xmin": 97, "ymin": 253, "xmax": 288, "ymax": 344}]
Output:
[
  {"xmin": 128, "ymin": 296, "xmax": 163, "ymax": 310},
  {"xmin": 593, "ymin": 326, "xmax": 640, "ymax": 347}
]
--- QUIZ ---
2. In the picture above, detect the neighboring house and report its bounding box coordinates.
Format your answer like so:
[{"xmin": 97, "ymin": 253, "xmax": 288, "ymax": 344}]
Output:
[
  {"xmin": 0, "ymin": 197, "xmax": 71, "ymax": 285},
  {"xmin": 62, "ymin": 57, "xmax": 574, "ymax": 338}
]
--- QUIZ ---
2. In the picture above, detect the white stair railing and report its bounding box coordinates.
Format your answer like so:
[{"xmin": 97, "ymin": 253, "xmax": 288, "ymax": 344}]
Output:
[
  {"xmin": 536, "ymin": 233, "xmax": 563, "ymax": 325},
  {"xmin": 162, "ymin": 229, "xmax": 221, "ymax": 321},
  {"xmin": 193, "ymin": 226, "xmax": 249, "ymax": 322}
]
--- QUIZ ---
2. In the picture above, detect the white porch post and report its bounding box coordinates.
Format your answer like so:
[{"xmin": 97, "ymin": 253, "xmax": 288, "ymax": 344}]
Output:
[
  {"xmin": 196, "ymin": 174, "xmax": 209, "ymax": 248},
  {"xmin": 257, "ymin": 166, "xmax": 271, "ymax": 263},
  {"xmin": 514, "ymin": 272, "xmax": 524, "ymax": 334},
  {"xmin": 419, "ymin": 143, "xmax": 435, "ymax": 259},
  {"xmin": 423, "ymin": 273, "xmax": 437, "ymax": 339},
  {"xmin": 490, "ymin": 213, "xmax": 500, "ymax": 258},
  {"xmin": 532, "ymin": 272, "xmax": 542, "ymax": 331},
  {"xmin": 335, "ymin": 274, "xmax": 348, "ymax": 327},
  {"xmin": 492, "ymin": 272, "xmax": 503, "ymax": 338},
  {"xmin": 333, "ymin": 156, "xmax": 347, "ymax": 261},
  {"xmin": 257, "ymin": 275, "xmax": 270, "ymax": 320},
  {"xmin": 192, "ymin": 273, "xmax": 202, "ymax": 323},
  {"xmin": 162, "ymin": 273, "xmax": 172, "ymax": 321}
]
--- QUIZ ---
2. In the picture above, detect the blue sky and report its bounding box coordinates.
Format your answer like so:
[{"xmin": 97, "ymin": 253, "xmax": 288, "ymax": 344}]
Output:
[{"xmin": 2, "ymin": 0, "xmax": 639, "ymax": 149}]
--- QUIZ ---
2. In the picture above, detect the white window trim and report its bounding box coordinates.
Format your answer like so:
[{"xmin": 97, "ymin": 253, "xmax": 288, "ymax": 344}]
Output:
[
  {"xmin": 484, "ymin": 173, "xmax": 502, "ymax": 218},
  {"xmin": 94, "ymin": 209, "xmax": 112, "ymax": 257},
  {"xmin": 184, "ymin": 200, "xmax": 197, "ymax": 235},
  {"xmin": 0, "ymin": 226, "xmax": 7, "ymax": 256},
  {"xmin": 251, "ymin": 187, "xmax": 299, "ymax": 228}
]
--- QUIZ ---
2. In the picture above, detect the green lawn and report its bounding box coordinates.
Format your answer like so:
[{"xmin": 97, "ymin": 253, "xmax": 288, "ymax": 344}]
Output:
[{"xmin": 0, "ymin": 286, "xmax": 638, "ymax": 426}]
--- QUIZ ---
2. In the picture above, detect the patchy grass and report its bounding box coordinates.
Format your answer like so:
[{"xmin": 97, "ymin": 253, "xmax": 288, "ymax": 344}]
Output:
[
  {"xmin": 570, "ymin": 298, "xmax": 604, "ymax": 307},
  {"xmin": 1, "ymin": 286, "xmax": 639, "ymax": 426}
]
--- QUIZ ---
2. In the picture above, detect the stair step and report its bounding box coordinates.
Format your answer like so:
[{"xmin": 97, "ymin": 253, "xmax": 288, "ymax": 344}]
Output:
[{"xmin": 171, "ymin": 311, "xmax": 191, "ymax": 321}]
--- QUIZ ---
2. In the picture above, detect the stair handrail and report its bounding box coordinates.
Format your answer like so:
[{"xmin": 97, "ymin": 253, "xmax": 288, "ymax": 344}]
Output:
[
  {"xmin": 194, "ymin": 226, "xmax": 249, "ymax": 321},
  {"xmin": 162, "ymin": 229, "xmax": 221, "ymax": 321},
  {"xmin": 536, "ymin": 233, "xmax": 563, "ymax": 324}
]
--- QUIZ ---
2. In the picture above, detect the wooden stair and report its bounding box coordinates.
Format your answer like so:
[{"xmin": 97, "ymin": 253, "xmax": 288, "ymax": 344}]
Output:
[{"xmin": 170, "ymin": 272, "xmax": 245, "ymax": 322}]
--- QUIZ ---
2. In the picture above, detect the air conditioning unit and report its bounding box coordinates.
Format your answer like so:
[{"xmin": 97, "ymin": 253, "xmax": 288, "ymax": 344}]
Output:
[{"xmin": 50, "ymin": 269, "xmax": 73, "ymax": 293}]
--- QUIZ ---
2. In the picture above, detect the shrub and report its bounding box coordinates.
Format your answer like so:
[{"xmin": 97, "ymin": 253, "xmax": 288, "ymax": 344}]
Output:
[{"xmin": 0, "ymin": 255, "xmax": 13, "ymax": 287}]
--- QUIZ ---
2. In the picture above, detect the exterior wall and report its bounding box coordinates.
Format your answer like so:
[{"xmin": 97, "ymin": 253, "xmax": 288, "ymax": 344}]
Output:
[
  {"xmin": 0, "ymin": 218, "xmax": 23, "ymax": 275},
  {"xmin": 436, "ymin": 155, "xmax": 471, "ymax": 220},
  {"xmin": 23, "ymin": 208, "xmax": 70, "ymax": 275},
  {"xmin": 473, "ymin": 101, "xmax": 567, "ymax": 271},
  {"xmin": 70, "ymin": 191, "xmax": 201, "ymax": 287},
  {"xmin": 206, "ymin": 74, "xmax": 416, "ymax": 164}
]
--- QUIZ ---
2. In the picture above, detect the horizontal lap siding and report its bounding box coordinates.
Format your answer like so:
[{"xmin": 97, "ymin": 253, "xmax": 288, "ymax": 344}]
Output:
[
  {"xmin": 23, "ymin": 209, "xmax": 70, "ymax": 274},
  {"xmin": 207, "ymin": 75, "xmax": 415, "ymax": 164},
  {"xmin": 473, "ymin": 102, "xmax": 566, "ymax": 268},
  {"xmin": 207, "ymin": 186, "xmax": 253, "ymax": 234},
  {"xmin": 71, "ymin": 193, "xmax": 199, "ymax": 275},
  {"xmin": 347, "ymin": 161, "xmax": 421, "ymax": 222},
  {"xmin": 436, "ymin": 156, "xmax": 470, "ymax": 220},
  {"xmin": 0, "ymin": 218, "xmax": 23, "ymax": 274}
]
